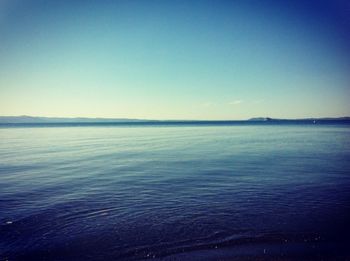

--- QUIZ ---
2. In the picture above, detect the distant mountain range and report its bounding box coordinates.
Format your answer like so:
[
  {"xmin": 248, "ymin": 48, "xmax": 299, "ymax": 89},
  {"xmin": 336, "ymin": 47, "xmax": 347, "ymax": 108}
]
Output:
[
  {"xmin": 0, "ymin": 115, "xmax": 349, "ymax": 123},
  {"xmin": 248, "ymin": 117, "xmax": 350, "ymax": 122},
  {"xmin": 0, "ymin": 116, "xmax": 156, "ymax": 123}
]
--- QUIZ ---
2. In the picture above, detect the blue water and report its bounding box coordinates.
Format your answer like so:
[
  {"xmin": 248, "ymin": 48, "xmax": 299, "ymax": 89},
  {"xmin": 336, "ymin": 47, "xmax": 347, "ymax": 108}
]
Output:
[{"xmin": 1, "ymin": 123, "xmax": 350, "ymax": 260}]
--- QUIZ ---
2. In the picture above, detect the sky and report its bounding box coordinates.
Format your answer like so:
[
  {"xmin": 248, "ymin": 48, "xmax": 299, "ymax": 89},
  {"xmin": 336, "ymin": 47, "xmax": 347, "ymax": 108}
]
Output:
[{"xmin": 0, "ymin": 0, "xmax": 349, "ymax": 120}]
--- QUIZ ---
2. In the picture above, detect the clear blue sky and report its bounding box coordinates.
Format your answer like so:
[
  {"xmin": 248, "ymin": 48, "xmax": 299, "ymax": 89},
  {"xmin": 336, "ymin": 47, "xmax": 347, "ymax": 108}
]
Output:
[{"xmin": 0, "ymin": 0, "xmax": 349, "ymax": 119}]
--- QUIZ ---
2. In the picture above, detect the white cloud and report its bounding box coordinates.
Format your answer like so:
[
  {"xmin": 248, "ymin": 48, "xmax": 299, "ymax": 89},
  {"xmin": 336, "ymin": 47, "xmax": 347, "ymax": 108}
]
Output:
[
  {"xmin": 203, "ymin": 102, "xmax": 215, "ymax": 107},
  {"xmin": 229, "ymin": 100, "xmax": 243, "ymax": 105}
]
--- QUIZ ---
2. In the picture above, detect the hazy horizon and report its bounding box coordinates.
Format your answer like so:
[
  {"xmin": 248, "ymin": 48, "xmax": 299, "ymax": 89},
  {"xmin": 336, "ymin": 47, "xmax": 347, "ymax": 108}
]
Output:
[{"xmin": 1, "ymin": 0, "xmax": 350, "ymax": 120}]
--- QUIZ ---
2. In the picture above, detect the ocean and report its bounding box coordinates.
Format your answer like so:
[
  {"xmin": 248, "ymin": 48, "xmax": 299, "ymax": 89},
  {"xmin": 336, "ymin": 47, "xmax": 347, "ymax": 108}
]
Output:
[{"xmin": 1, "ymin": 122, "xmax": 350, "ymax": 260}]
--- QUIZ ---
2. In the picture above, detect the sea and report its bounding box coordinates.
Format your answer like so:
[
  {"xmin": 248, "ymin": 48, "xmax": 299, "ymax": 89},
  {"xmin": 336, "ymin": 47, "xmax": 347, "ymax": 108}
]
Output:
[{"xmin": 1, "ymin": 122, "xmax": 350, "ymax": 260}]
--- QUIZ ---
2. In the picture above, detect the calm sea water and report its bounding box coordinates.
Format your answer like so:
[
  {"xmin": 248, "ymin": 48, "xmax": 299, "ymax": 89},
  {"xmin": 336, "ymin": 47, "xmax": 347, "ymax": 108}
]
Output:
[{"xmin": 1, "ymin": 123, "xmax": 350, "ymax": 260}]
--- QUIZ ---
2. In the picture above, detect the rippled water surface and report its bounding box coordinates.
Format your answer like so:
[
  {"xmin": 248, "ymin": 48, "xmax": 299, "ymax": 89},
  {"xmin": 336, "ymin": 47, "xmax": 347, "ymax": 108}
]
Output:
[{"xmin": 1, "ymin": 124, "xmax": 350, "ymax": 260}]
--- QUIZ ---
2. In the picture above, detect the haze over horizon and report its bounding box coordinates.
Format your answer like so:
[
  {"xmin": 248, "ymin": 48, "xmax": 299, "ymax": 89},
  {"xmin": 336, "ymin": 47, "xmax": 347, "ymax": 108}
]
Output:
[{"xmin": 1, "ymin": 0, "xmax": 349, "ymax": 120}]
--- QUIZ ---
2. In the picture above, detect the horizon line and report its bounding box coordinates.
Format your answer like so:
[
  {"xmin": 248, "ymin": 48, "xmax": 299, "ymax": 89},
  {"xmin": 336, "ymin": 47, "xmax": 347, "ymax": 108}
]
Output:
[{"xmin": 1, "ymin": 115, "xmax": 350, "ymax": 122}]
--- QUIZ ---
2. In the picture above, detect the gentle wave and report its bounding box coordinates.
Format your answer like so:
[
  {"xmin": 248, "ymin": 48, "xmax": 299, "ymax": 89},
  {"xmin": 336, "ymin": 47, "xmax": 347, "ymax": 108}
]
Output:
[{"xmin": 1, "ymin": 125, "xmax": 350, "ymax": 260}]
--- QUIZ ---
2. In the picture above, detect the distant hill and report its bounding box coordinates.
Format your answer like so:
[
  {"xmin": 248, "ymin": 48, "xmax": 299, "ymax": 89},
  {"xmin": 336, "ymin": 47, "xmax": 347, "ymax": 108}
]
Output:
[
  {"xmin": 0, "ymin": 116, "xmax": 156, "ymax": 123},
  {"xmin": 248, "ymin": 117, "xmax": 350, "ymax": 122},
  {"xmin": 248, "ymin": 117, "xmax": 272, "ymax": 121}
]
